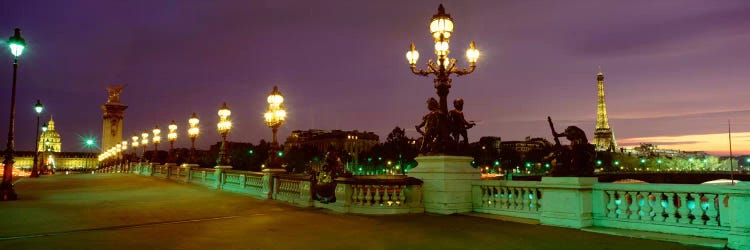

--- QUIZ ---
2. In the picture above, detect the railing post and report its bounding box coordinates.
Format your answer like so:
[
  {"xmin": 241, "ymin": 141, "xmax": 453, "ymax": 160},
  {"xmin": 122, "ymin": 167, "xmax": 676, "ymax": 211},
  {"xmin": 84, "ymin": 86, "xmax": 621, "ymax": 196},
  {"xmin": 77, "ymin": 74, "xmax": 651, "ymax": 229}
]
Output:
[
  {"xmin": 725, "ymin": 182, "xmax": 750, "ymax": 249},
  {"xmin": 214, "ymin": 165, "xmax": 232, "ymax": 190},
  {"xmin": 181, "ymin": 163, "xmax": 197, "ymax": 183},
  {"xmin": 538, "ymin": 177, "xmax": 597, "ymax": 229},
  {"xmin": 262, "ymin": 172, "xmax": 275, "ymax": 199}
]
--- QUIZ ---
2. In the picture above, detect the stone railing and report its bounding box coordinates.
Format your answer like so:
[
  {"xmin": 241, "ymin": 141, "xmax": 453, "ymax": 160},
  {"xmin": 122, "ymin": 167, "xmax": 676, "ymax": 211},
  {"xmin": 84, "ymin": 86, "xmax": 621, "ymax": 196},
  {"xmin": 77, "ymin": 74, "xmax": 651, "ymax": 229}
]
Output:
[
  {"xmin": 273, "ymin": 174, "xmax": 312, "ymax": 207},
  {"xmin": 218, "ymin": 170, "xmax": 269, "ymax": 199},
  {"xmin": 472, "ymin": 180, "xmax": 542, "ymax": 220},
  {"xmin": 592, "ymin": 183, "xmax": 730, "ymax": 239},
  {"xmin": 323, "ymin": 176, "xmax": 424, "ymax": 214}
]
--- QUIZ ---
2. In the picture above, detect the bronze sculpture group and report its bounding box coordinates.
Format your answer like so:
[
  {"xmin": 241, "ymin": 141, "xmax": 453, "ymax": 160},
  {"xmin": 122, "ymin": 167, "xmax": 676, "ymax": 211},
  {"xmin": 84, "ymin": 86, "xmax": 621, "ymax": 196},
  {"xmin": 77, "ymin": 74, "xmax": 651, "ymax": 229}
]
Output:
[
  {"xmin": 546, "ymin": 116, "xmax": 595, "ymax": 177},
  {"xmin": 415, "ymin": 97, "xmax": 475, "ymax": 155}
]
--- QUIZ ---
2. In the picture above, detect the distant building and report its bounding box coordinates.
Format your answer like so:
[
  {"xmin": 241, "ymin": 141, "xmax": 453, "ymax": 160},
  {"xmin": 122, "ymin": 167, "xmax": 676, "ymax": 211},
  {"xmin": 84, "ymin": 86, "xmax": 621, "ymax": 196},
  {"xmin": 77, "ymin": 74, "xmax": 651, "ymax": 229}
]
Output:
[
  {"xmin": 475, "ymin": 136, "xmax": 502, "ymax": 154},
  {"xmin": 621, "ymin": 143, "xmax": 707, "ymax": 159},
  {"xmin": 10, "ymin": 117, "xmax": 97, "ymax": 172},
  {"xmin": 284, "ymin": 129, "xmax": 379, "ymax": 154},
  {"xmin": 501, "ymin": 136, "xmax": 552, "ymax": 154},
  {"xmin": 38, "ymin": 116, "xmax": 61, "ymax": 152}
]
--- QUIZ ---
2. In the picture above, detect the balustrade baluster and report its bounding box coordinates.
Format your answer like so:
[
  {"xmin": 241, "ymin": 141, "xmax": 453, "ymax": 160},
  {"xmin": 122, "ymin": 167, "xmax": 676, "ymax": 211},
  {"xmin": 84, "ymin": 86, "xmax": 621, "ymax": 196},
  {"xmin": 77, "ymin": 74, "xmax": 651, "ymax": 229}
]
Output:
[
  {"xmin": 640, "ymin": 192, "xmax": 653, "ymax": 221},
  {"xmin": 705, "ymin": 194, "xmax": 719, "ymax": 226},
  {"xmin": 481, "ymin": 186, "xmax": 489, "ymax": 207},
  {"xmin": 628, "ymin": 191, "xmax": 641, "ymax": 220},
  {"xmin": 365, "ymin": 185, "xmax": 373, "ymax": 206},
  {"xmin": 491, "ymin": 187, "xmax": 499, "ymax": 208},
  {"xmin": 665, "ymin": 193, "xmax": 678, "ymax": 223},
  {"xmin": 523, "ymin": 188, "xmax": 531, "ymax": 211},
  {"xmin": 690, "ymin": 193, "xmax": 705, "ymax": 225},
  {"xmin": 374, "ymin": 186, "xmax": 382, "ymax": 205},
  {"xmin": 606, "ymin": 190, "xmax": 617, "ymax": 218},
  {"xmin": 653, "ymin": 192, "xmax": 666, "ymax": 222},
  {"xmin": 398, "ymin": 186, "xmax": 406, "ymax": 205},
  {"xmin": 500, "ymin": 187, "xmax": 509, "ymax": 209},
  {"xmin": 677, "ymin": 193, "xmax": 691, "ymax": 224},
  {"xmin": 617, "ymin": 191, "xmax": 629, "ymax": 219},
  {"xmin": 514, "ymin": 187, "xmax": 523, "ymax": 210}
]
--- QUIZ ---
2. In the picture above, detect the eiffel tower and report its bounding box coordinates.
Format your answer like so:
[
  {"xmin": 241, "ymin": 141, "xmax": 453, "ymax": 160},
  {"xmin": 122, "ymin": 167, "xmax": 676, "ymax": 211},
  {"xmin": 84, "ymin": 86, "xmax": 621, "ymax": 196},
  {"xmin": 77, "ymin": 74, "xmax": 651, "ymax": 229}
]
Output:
[{"xmin": 593, "ymin": 68, "xmax": 617, "ymax": 152}]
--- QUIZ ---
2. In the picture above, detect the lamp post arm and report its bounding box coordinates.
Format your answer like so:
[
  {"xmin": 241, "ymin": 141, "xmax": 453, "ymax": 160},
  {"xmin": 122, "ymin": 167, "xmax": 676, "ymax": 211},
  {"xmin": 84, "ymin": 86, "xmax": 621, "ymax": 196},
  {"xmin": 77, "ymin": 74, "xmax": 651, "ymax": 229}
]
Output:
[
  {"xmin": 453, "ymin": 63, "xmax": 476, "ymax": 76},
  {"xmin": 410, "ymin": 64, "xmax": 432, "ymax": 76}
]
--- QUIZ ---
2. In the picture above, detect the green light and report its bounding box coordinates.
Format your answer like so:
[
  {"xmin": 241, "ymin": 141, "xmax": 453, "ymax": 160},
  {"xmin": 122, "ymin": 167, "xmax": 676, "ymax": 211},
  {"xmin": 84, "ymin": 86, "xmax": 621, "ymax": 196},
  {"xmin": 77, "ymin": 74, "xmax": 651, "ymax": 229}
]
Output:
[
  {"xmin": 657, "ymin": 159, "xmax": 663, "ymax": 164},
  {"xmin": 85, "ymin": 139, "xmax": 94, "ymax": 146},
  {"xmin": 746, "ymin": 158, "xmax": 750, "ymax": 163},
  {"xmin": 494, "ymin": 160, "xmax": 500, "ymax": 166},
  {"xmin": 703, "ymin": 159, "xmax": 708, "ymax": 163},
  {"xmin": 596, "ymin": 160, "xmax": 602, "ymax": 166},
  {"xmin": 42, "ymin": 124, "xmax": 48, "ymax": 132},
  {"xmin": 525, "ymin": 162, "xmax": 531, "ymax": 167},
  {"xmin": 640, "ymin": 159, "xmax": 646, "ymax": 164},
  {"xmin": 248, "ymin": 149, "xmax": 254, "ymax": 154},
  {"xmin": 277, "ymin": 151, "xmax": 283, "ymax": 157},
  {"xmin": 377, "ymin": 157, "xmax": 382, "ymax": 161},
  {"xmin": 613, "ymin": 160, "xmax": 620, "ymax": 166},
  {"xmin": 688, "ymin": 158, "xmax": 694, "ymax": 162},
  {"xmin": 8, "ymin": 29, "xmax": 26, "ymax": 57},
  {"xmin": 34, "ymin": 100, "xmax": 43, "ymax": 114},
  {"xmin": 544, "ymin": 163, "xmax": 550, "ymax": 168}
]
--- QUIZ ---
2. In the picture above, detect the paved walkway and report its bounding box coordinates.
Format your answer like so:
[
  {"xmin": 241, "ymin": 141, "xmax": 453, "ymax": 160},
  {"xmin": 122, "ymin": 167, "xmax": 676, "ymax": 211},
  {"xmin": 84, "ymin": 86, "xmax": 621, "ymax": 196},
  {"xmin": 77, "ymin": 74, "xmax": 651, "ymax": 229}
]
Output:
[{"xmin": 0, "ymin": 174, "xmax": 711, "ymax": 250}]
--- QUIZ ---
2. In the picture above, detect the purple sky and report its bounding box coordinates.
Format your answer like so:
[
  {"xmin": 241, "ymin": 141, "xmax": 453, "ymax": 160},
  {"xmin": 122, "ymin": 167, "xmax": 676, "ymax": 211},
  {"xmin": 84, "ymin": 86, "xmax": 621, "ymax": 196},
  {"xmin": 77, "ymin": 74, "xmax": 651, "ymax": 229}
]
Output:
[{"xmin": 1, "ymin": 1, "xmax": 750, "ymax": 154}]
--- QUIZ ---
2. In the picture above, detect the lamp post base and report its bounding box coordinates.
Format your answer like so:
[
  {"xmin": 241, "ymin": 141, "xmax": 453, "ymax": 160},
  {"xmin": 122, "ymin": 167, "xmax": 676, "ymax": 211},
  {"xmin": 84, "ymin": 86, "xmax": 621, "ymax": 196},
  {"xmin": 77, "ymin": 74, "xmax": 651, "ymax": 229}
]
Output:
[{"xmin": 0, "ymin": 182, "xmax": 17, "ymax": 201}]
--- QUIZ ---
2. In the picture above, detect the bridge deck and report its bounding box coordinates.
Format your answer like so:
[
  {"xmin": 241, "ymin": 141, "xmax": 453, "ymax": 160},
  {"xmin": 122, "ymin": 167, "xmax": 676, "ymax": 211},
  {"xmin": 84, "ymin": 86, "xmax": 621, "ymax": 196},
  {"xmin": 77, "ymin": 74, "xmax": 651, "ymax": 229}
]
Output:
[{"xmin": 0, "ymin": 174, "xmax": 711, "ymax": 249}]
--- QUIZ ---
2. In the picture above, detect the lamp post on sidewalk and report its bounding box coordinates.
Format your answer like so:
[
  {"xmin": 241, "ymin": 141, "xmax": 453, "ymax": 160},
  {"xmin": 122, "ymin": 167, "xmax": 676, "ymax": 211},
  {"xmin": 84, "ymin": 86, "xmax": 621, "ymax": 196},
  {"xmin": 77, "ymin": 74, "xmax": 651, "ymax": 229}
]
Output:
[
  {"xmin": 30, "ymin": 100, "xmax": 43, "ymax": 178},
  {"xmin": 1, "ymin": 28, "xmax": 26, "ymax": 200}
]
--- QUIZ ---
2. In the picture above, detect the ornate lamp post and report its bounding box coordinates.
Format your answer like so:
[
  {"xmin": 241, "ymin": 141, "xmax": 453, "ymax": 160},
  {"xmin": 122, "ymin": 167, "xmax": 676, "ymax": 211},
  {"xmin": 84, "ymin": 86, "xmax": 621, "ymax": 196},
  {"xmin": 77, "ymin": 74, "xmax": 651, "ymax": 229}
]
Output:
[
  {"xmin": 216, "ymin": 103, "xmax": 232, "ymax": 166},
  {"xmin": 167, "ymin": 120, "xmax": 177, "ymax": 164},
  {"xmin": 151, "ymin": 126, "xmax": 161, "ymax": 163},
  {"xmin": 141, "ymin": 130, "xmax": 149, "ymax": 163},
  {"xmin": 131, "ymin": 136, "xmax": 139, "ymax": 162},
  {"xmin": 115, "ymin": 144, "xmax": 122, "ymax": 171},
  {"xmin": 188, "ymin": 113, "xmax": 200, "ymax": 164},
  {"xmin": 121, "ymin": 141, "xmax": 128, "ymax": 171},
  {"xmin": 1, "ymin": 28, "xmax": 26, "ymax": 200},
  {"xmin": 406, "ymin": 5, "xmax": 479, "ymax": 154},
  {"xmin": 30, "ymin": 100, "xmax": 43, "ymax": 178},
  {"xmin": 264, "ymin": 86, "xmax": 287, "ymax": 170}
]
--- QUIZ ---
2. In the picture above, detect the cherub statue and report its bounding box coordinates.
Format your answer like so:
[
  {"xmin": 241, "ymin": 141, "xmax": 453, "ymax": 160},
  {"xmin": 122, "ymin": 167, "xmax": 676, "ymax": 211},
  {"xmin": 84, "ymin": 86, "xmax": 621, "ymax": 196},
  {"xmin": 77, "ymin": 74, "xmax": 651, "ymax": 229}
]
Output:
[
  {"xmin": 449, "ymin": 98, "xmax": 475, "ymax": 145},
  {"xmin": 415, "ymin": 98, "xmax": 446, "ymax": 154}
]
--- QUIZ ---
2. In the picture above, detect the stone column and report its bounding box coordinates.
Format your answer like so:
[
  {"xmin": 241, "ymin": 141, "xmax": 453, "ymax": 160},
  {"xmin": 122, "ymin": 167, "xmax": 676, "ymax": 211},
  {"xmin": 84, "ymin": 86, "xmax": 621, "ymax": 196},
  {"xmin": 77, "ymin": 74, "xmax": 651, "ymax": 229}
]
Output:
[
  {"xmin": 181, "ymin": 163, "xmax": 197, "ymax": 183},
  {"xmin": 538, "ymin": 177, "xmax": 597, "ymax": 228},
  {"xmin": 726, "ymin": 182, "xmax": 750, "ymax": 250},
  {"xmin": 408, "ymin": 155, "xmax": 479, "ymax": 214}
]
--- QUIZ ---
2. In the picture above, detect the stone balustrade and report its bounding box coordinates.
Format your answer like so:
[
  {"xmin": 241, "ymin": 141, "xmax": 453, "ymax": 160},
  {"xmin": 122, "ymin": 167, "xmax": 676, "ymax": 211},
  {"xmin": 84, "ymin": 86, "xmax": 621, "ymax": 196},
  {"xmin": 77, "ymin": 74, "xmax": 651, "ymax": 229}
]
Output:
[
  {"xmin": 327, "ymin": 176, "xmax": 424, "ymax": 214},
  {"xmin": 592, "ymin": 183, "xmax": 729, "ymax": 239},
  {"xmin": 472, "ymin": 180, "xmax": 542, "ymax": 220}
]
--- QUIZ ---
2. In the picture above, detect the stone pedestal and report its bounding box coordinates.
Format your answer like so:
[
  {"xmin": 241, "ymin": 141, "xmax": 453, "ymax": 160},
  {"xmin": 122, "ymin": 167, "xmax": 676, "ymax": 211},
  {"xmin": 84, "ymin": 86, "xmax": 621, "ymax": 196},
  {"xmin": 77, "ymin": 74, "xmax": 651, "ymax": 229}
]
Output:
[
  {"xmin": 726, "ymin": 182, "xmax": 750, "ymax": 250},
  {"xmin": 214, "ymin": 165, "xmax": 232, "ymax": 190},
  {"xmin": 180, "ymin": 164, "xmax": 198, "ymax": 183},
  {"xmin": 539, "ymin": 177, "xmax": 597, "ymax": 228},
  {"xmin": 408, "ymin": 155, "xmax": 479, "ymax": 214}
]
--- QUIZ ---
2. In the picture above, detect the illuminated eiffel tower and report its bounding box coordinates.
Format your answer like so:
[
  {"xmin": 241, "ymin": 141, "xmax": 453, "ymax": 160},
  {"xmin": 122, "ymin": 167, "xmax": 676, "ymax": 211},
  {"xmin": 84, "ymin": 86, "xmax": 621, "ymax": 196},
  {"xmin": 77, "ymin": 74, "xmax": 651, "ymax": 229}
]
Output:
[{"xmin": 593, "ymin": 68, "xmax": 617, "ymax": 152}]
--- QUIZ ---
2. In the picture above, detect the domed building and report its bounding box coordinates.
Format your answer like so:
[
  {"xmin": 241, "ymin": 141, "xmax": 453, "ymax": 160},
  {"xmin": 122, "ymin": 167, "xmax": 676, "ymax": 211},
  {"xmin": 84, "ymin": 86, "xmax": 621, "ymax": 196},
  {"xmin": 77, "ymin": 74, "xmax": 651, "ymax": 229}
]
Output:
[
  {"xmin": 38, "ymin": 116, "xmax": 62, "ymax": 152},
  {"xmin": 12, "ymin": 116, "xmax": 97, "ymax": 173}
]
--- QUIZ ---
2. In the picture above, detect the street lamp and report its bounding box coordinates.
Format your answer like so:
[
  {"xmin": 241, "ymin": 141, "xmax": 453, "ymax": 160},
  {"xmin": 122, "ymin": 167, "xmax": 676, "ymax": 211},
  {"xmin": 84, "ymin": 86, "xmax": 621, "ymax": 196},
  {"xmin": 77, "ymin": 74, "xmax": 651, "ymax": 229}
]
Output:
[
  {"xmin": 167, "ymin": 120, "xmax": 177, "ymax": 164},
  {"xmin": 131, "ymin": 136, "xmax": 139, "ymax": 164},
  {"xmin": 141, "ymin": 130, "xmax": 149, "ymax": 163},
  {"xmin": 188, "ymin": 113, "xmax": 200, "ymax": 164},
  {"xmin": 264, "ymin": 86, "xmax": 287, "ymax": 171},
  {"xmin": 30, "ymin": 100, "xmax": 43, "ymax": 178},
  {"xmin": 216, "ymin": 103, "xmax": 232, "ymax": 166},
  {"xmin": 83, "ymin": 137, "xmax": 95, "ymax": 169},
  {"xmin": 121, "ymin": 141, "xmax": 128, "ymax": 171},
  {"xmin": 406, "ymin": 5, "xmax": 479, "ymax": 154},
  {"xmin": 151, "ymin": 126, "xmax": 161, "ymax": 163},
  {"xmin": 1, "ymin": 28, "xmax": 26, "ymax": 200}
]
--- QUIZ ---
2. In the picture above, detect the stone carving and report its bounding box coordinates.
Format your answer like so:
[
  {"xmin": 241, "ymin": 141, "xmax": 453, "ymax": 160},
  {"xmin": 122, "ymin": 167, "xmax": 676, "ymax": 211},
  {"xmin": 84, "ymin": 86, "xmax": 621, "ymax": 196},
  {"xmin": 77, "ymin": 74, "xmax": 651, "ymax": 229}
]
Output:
[
  {"xmin": 106, "ymin": 85, "xmax": 124, "ymax": 103},
  {"xmin": 313, "ymin": 146, "xmax": 352, "ymax": 203},
  {"xmin": 546, "ymin": 116, "xmax": 595, "ymax": 177}
]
